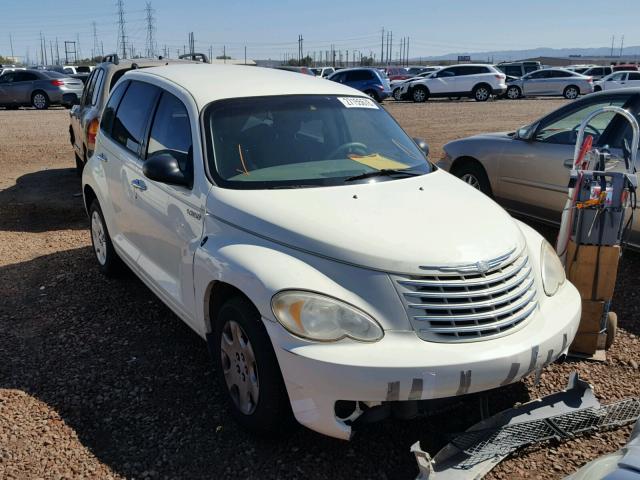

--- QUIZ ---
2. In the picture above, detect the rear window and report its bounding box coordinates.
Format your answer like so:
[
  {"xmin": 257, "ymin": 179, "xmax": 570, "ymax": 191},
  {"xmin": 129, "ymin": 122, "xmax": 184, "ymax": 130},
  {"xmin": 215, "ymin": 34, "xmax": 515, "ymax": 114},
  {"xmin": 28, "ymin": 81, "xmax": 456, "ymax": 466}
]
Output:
[
  {"xmin": 42, "ymin": 71, "xmax": 66, "ymax": 78},
  {"xmin": 76, "ymin": 66, "xmax": 91, "ymax": 73}
]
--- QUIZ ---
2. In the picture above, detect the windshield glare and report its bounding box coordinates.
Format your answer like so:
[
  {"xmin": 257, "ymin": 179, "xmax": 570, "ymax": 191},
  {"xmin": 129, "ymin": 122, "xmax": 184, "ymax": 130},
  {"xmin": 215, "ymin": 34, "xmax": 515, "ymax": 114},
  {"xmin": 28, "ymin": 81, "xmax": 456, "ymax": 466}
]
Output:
[{"xmin": 204, "ymin": 95, "xmax": 431, "ymax": 189}]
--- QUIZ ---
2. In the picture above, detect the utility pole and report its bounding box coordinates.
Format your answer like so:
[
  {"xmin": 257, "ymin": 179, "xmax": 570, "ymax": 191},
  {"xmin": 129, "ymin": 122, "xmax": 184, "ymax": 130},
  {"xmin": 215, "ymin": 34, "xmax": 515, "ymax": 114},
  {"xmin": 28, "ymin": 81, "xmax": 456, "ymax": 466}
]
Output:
[
  {"xmin": 76, "ymin": 33, "xmax": 82, "ymax": 60},
  {"xmin": 385, "ymin": 31, "xmax": 389, "ymax": 64},
  {"xmin": 9, "ymin": 33, "xmax": 14, "ymax": 60},
  {"xmin": 244, "ymin": 45, "xmax": 247, "ymax": 65},
  {"xmin": 390, "ymin": 31, "xmax": 393, "ymax": 65},
  {"xmin": 117, "ymin": 0, "xmax": 127, "ymax": 59},
  {"xmin": 56, "ymin": 38, "xmax": 60, "ymax": 64},
  {"xmin": 380, "ymin": 28, "xmax": 384, "ymax": 66},
  {"xmin": 406, "ymin": 37, "xmax": 410, "ymax": 66},
  {"xmin": 611, "ymin": 35, "xmax": 615, "ymax": 58},
  {"xmin": 145, "ymin": 3, "xmax": 155, "ymax": 58},
  {"xmin": 50, "ymin": 41, "xmax": 54, "ymax": 66},
  {"xmin": 92, "ymin": 22, "xmax": 99, "ymax": 59},
  {"xmin": 619, "ymin": 34, "xmax": 625, "ymax": 58}
]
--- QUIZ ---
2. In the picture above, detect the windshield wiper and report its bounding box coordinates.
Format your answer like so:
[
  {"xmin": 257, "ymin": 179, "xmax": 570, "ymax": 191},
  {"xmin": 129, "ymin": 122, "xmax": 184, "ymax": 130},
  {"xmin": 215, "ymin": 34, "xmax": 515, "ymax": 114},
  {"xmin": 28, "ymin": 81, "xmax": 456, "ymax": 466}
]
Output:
[{"xmin": 344, "ymin": 168, "xmax": 423, "ymax": 182}]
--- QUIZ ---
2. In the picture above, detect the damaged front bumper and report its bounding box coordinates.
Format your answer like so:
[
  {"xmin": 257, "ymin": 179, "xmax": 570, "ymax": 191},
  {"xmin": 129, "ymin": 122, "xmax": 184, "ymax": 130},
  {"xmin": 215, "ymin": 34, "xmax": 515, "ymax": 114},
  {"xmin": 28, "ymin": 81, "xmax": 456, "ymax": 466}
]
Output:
[
  {"xmin": 412, "ymin": 373, "xmax": 640, "ymax": 480},
  {"xmin": 264, "ymin": 288, "xmax": 580, "ymax": 440}
]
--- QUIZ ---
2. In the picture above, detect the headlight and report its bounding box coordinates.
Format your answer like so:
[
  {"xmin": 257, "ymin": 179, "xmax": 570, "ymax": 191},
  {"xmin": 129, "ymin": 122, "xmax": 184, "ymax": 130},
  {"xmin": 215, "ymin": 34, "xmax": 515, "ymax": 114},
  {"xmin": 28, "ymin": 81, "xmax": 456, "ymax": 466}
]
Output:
[
  {"xmin": 271, "ymin": 291, "xmax": 383, "ymax": 342},
  {"xmin": 541, "ymin": 240, "xmax": 566, "ymax": 296}
]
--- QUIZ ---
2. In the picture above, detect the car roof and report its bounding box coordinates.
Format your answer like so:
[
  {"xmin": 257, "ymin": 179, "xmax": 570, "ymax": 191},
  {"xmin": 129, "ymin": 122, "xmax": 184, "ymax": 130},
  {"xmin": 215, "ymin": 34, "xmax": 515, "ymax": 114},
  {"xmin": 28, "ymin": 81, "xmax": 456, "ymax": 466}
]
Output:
[{"xmin": 129, "ymin": 64, "xmax": 366, "ymax": 108}]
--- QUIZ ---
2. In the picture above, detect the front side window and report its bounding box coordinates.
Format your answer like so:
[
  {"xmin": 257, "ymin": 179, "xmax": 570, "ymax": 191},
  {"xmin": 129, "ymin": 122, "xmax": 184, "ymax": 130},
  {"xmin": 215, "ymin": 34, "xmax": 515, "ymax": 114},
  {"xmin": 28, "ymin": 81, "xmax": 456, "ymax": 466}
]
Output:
[
  {"xmin": 204, "ymin": 95, "xmax": 431, "ymax": 189},
  {"xmin": 147, "ymin": 92, "xmax": 192, "ymax": 174},
  {"xmin": 111, "ymin": 81, "xmax": 160, "ymax": 154},
  {"xmin": 608, "ymin": 72, "xmax": 626, "ymax": 82},
  {"xmin": 526, "ymin": 70, "xmax": 549, "ymax": 80},
  {"xmin": 534, "ymin": 96, "xmax": 630, "ymax": 145}
]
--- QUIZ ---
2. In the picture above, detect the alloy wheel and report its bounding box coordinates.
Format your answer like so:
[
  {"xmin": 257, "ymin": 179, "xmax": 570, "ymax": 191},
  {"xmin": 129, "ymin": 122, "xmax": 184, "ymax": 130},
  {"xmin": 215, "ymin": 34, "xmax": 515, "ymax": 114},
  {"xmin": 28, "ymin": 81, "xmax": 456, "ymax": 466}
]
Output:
[
  {"xmin": 393, "ymin": 89, "xmax": 402, "ymax": 101},
  {"xmin": 507, "ymin": 87, "xmax": 520, "ymax": 99},
  {"xmin": 413, "ymin": 88, "xmax": 426, "ymax": 102},
  {"xmin": 33, "ymin": 93, "xmax": 46, "ymax": 109},
  {"xmin": 475, "ymin": 87, "xmax": 490, "ymax": 101},
  {"xmin": 565, "ymin": 87, "xmax": 578, "ymax": 99},
  {"xmin": 220, "ymin": 320, "xmax": 259, "ymax": 415},
  {"xmin": 461, "ymin": 173, "xmax": 481, "ymax": 190},
  {"xmin": 91, "ymin": 211, "xmax": 107, "ymax": 265}
]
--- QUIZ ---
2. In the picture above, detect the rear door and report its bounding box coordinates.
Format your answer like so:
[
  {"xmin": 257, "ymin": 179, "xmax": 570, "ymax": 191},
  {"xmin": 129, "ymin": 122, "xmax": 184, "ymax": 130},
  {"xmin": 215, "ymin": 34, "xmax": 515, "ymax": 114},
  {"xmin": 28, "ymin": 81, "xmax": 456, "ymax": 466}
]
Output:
[
  {"xmin": 71, "ymin": 69, "xmax": 97, "ymax": 155},
  {"xmin": 546, "ymin": 70, "xmax": 574, "ymax": 95},
  {"xmin": 625, "ymin": 72, "xmax": 640, "ymax": 89}
]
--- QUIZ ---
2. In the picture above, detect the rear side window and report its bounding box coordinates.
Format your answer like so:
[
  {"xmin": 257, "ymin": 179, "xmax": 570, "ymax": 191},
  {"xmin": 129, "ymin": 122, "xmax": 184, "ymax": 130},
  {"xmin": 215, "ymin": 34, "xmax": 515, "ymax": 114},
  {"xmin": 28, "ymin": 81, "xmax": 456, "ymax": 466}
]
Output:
[
  {"xmin": 91, "ymin": 69, "xmax": 105, "ymax": 105},
  {"xmin": 551, "ymin": 70, "xmax": 573, "ymax": 78},
  {"xmin": 146, "ymin": 92, "xmax": 192, "ymax": 174},
  {"xmin": 346, "ymin": 70, "xmax": 373, "ymax": 82},
  {"xmin": 100, "ymin": 80, "xmax": 129, "ymax": 135},
  {"xmin": 15, "ymin": 72, "xmax": 38, "ymax": 81},
  {"xmin": 502, "ymin": 66, "xmax": 522, "ymax": 77},
  {"xmin": 81, "ymin": 70, "xmax": 97, "ymax": 106},
  {"xmin": 111, "ymin": 81, "xmax": 160, "ymax": 155},
  {"xmin": 629, "ymin": 72, "xmax": 640, "ymax": 81}
]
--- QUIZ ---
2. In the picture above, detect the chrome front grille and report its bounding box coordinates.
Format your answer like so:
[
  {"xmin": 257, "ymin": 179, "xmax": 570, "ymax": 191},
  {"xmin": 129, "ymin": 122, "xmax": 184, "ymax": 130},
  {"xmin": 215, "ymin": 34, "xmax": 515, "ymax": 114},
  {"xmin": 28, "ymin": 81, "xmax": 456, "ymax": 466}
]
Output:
[{"xmin": 394, "ymin": 249, "xmax": 538, "ymax": 342}]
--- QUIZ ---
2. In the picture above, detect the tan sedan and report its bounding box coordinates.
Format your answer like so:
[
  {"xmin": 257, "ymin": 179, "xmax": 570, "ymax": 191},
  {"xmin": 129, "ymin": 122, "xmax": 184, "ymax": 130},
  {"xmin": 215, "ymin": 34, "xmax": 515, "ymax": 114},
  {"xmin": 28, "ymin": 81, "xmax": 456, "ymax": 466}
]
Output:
[{"xmin": 438, "ymin": 89, "xmax": 640, "ymax": 248}]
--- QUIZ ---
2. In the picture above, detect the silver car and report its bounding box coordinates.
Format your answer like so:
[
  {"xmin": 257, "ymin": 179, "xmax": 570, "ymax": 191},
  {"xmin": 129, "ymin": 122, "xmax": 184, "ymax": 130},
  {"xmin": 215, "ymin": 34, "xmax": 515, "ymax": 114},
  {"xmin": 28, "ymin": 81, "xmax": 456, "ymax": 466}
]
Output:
[
  {"xmin": 0, "ymin": 69, "xmax": 84, "ymax": 109},
  {"xmin": 506, "ymin": 68, "xmax": 594, "ymax": 100},
  {"xmin": 438, "ymin": 89, "xmax": 640, "ymax": 248}
]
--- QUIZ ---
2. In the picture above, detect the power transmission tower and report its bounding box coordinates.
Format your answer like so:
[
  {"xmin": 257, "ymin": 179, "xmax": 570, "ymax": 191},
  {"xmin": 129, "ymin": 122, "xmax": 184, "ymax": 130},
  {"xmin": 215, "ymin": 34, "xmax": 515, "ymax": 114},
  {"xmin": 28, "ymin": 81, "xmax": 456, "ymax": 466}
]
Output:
[
  {"xmin": 619, "ymin": 34, "xmax": 625, "ymax": 58},
  {"xmin": 611, "ymin": 35, "xmax": 615, "ymax": 57},
  {"xmin": 380, "ymin": 28, "xmax": 384, "ymax": 66},
  {"xmin": 116, "ymin": 0, "xmax": 127, "ymax": 59},
  {"xmin": 76, "ymin": 33, "xmax": 82, "ymax": 60},
  {"xmin": 9, "ymin": 33, "xmax": 14, "ymax": 59},
  {"xmin": 188, "ymin": 32, "xmax": 195, "ymax": 56},
  {"xmin": 92, "ymin": 22, "xmax": 99, "ymax": 59},
  {"xmin": 145, "ymin": 2, "xmax": 156, "ymax": 58}
]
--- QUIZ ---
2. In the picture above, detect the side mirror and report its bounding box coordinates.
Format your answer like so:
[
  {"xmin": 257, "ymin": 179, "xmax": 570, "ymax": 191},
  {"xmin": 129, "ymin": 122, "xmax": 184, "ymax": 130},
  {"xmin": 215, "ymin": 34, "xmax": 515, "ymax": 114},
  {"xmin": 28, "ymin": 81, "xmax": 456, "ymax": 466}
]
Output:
[
  {"xmin": 413, "ymin": 138, "xmax": 430, "ymax": 157},
  {"xmin": 515, "ymin": 122, "xmax": 538, "ymax": 141},
  {"xmin": 143, "ymin": 151, "xmax": 192, "ymax": 188},
  {"xmin": 62, "ymin": 92, "xmax": 79, "ymax": 106}
]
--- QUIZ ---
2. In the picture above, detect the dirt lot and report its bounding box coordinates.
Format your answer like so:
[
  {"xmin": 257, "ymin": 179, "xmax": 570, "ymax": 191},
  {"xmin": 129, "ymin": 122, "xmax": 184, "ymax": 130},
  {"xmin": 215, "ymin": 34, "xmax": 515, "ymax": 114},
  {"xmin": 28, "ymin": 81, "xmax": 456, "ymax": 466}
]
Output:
[{"xmin": 1, "ymin": 101, "xmax": 639, "ymax": 480}]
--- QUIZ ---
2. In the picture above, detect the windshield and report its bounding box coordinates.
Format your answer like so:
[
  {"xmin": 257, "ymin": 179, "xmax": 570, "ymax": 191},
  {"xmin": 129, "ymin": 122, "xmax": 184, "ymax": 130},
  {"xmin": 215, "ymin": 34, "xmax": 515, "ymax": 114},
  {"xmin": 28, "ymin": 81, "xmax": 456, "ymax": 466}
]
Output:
[{"xmin": 204, "ymin": 95, "xmax": 431, "ymax": 189}]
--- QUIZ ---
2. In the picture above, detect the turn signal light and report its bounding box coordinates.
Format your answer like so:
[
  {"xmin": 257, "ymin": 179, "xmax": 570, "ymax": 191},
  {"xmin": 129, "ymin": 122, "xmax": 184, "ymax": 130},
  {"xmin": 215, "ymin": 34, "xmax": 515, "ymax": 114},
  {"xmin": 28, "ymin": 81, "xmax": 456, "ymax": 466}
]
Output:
[
  {"xmin": 50, "ymin": 79, "xmax": 64, "ymax": 86},
  {"xmin": 87, "ymin": 118, "xmax": 99, "ymax": 151}
]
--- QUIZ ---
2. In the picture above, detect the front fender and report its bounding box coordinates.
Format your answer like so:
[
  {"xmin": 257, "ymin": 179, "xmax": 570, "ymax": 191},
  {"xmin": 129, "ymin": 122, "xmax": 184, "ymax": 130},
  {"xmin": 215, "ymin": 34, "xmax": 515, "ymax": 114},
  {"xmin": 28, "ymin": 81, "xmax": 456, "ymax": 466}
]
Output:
[{"xmin": 193, "ymin": 218, "xmax": 410, "ymax": 336}]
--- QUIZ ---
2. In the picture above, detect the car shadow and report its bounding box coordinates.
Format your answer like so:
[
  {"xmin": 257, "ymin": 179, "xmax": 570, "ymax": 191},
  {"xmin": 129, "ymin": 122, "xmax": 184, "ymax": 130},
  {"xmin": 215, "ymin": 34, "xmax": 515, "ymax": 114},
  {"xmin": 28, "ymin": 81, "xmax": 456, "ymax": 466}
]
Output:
[
  {"xmin": 0, "ymin": 246, "xmax": 532, "ymax": 479},
  {"xmin": 0, "ymin": 168, "xmax": 86, "ymax": 232}
]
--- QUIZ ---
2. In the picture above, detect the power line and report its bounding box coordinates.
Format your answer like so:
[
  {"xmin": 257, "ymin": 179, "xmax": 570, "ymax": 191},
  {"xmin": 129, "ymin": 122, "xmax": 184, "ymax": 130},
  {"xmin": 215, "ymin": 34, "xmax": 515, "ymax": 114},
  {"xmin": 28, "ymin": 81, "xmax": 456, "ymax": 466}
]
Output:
[
  {"xmin": 145, "ymin": 2, "xmax": 155, "ymax": 57},
  {"xmin": 116, "ymin": 0, "xmax": 127, "ymax": 58}
]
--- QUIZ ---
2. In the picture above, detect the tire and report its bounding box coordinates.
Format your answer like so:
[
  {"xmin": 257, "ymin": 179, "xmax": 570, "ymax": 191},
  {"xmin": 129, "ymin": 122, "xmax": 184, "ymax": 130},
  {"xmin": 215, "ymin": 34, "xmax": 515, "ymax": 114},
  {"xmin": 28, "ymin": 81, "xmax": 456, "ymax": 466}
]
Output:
[
  {"xmin": 211, "ymin": 296, "xmax": 293, "ymax": 435},
  {"xmin": 31, "ymin": 91, "xmax": 49, "ymax": 110},
  {"xmin": 506, "ymin": 85, "xmax": 521, "ymax": 99},
  {"xmin": 89, "ymin": 200, "xmax": 123, "ymax": 276},
  {"xmin": 453, "ymin": 161, "xmax": 492, "ymax": 196},
  {"xmin": 75, "ymin": 153, "xmax": 84, "ymax": 177},
  {"xmin": 472, "ymin": 84, "xmax": 491, "ymax": 102},
  {"xmin": 605, "ymin": 311, "xmax": 617, "ymax": 350},
  {"xmin": 364, "ymin": 89, "xmax": 380, "ymax": 102},
  {"xmin": 393, "ymin": 88, "xmax": 403, "ymax": 101},
  {"xmin": 563, "ymin": 85, "xmax": 579, "ymax": 100},
  {"xmin": 412, "ymin": 85, "xmax": 428, "ymax": 103}
]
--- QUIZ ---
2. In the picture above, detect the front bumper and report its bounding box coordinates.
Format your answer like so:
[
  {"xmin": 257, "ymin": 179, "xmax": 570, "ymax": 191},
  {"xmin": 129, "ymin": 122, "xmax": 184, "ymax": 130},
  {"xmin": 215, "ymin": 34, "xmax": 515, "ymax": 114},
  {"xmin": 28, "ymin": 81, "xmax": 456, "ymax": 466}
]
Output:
[
  {"xmin": 265, "ymin": 281, "xmax": 581, "ymax": 440},
  {"xmin": 493, "ymin": 86, "xmax": 507, "ymax": 95}
]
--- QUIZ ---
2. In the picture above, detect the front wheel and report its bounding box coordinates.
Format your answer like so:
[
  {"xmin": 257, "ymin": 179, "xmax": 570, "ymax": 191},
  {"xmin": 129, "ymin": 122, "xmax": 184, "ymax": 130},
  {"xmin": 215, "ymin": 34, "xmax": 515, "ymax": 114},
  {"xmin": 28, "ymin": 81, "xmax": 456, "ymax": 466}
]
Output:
[
  {"xmin": 393, "ymin": 88, "xmax": 403, "ymax": 101},
  {"xmin": 506, "ymin": 85, "xmax": 521, "ymax": 99},
  {"xmin": 564, "ymin": 85, "xmax": 579, "ymax": 100},
  {"xmin": 212, "ymin": 296, "xmax": 293, "ymax": 435},
  {"xmin": 31, "ymin": 91, "xmax": 49, "ymax": 110},
  {"xmin": 453, "ymin": 162, "xmax": 492, "ymax": 196},
  {"xmin": 412, "ymin": 86, "xmax": 428, "ymax": 103}
]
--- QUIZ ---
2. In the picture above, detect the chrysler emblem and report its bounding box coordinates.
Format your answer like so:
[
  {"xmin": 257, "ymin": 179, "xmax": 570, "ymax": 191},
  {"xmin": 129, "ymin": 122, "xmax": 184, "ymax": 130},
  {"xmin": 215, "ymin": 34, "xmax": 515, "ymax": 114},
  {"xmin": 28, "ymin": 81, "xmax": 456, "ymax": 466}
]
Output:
[{"xmin": 476, "ymin": 260, "xmax": 490, "ymax": 273}]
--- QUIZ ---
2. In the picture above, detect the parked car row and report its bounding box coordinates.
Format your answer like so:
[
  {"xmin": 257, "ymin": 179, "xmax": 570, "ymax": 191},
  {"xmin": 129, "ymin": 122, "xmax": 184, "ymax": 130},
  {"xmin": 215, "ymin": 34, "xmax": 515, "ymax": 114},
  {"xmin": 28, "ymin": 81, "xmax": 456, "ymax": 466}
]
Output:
[
  {"xmin": 67, "ymin": 61, "xmax": 582, "ymax": 441},
  {"xmin": 0, "ymin": 69, "xmax": 84, "ymax": 109}
]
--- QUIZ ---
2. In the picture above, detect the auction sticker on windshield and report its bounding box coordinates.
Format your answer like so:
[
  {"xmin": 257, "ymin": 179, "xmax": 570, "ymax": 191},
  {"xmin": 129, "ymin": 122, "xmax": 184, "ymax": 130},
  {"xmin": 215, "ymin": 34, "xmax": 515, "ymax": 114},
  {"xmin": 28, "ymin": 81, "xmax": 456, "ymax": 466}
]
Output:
[{"xmin": 337, "ymin": 97, "xmax": 379, "ymax": 109}]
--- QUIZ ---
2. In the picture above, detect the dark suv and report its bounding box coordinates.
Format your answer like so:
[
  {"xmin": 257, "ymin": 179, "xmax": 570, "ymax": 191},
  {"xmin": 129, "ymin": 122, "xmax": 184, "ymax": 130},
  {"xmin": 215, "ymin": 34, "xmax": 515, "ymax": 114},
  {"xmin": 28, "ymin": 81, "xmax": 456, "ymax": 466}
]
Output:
[{"xmin": 327, "ymin": 68, "xmax": 391, "ymax": 101}]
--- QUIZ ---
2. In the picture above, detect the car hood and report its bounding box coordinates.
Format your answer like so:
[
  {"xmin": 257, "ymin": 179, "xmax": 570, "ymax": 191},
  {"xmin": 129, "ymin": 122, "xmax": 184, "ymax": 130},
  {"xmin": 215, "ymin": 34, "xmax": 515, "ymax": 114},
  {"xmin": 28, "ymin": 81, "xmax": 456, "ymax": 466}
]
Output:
[
  {"xmin": 207, "ymin": 170, "xmax": 525, "ymax": 275},
  {"xmin": 446, "ymin": 132, "xmax": 514, "ymax": 146}
]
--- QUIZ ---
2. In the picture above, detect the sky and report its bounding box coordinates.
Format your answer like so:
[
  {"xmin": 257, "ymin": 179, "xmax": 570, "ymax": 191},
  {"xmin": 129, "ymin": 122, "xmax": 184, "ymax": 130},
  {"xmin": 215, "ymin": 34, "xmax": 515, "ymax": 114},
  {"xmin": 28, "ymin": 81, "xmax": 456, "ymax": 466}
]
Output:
[{"xmin": 1, "ymin": 0, "xmax": 640, "ymax": 64}]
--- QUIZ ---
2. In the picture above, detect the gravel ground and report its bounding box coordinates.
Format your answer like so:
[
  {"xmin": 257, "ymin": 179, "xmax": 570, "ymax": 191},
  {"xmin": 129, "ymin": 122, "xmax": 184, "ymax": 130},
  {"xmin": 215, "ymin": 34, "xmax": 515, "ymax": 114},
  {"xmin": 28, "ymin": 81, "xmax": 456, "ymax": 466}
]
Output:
[{"xmin": 0, "ymin": 101, "xmax": 638, "ymax": 480}]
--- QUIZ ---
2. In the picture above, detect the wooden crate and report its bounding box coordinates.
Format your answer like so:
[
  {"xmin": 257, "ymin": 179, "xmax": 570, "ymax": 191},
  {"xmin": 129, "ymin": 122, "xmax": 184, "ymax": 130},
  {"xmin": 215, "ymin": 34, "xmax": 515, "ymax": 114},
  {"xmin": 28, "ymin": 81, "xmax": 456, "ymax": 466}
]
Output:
[{"xmin": 565, "ymin": 242, "xmax": 620, "ymax": 301}]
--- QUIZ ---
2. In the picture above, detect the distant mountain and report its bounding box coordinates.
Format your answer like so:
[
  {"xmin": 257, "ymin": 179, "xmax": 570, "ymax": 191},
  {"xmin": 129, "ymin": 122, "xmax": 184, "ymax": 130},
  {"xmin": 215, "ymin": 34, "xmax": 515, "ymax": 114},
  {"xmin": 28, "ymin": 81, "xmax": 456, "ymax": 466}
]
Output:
[{"xmin": 420, "ymin": 46, "xmax": 640, "ymax": 62}]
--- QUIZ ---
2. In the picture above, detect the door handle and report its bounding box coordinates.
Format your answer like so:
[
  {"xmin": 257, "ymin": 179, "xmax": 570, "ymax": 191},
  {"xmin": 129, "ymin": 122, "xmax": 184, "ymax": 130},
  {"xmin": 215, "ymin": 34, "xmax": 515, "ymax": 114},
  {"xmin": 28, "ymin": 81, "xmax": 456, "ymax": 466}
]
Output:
[
  {"xmin": 96, "ymin": 152, "xmax": 108, "ymax": 162},
  {"xmin": 563, "ymin": 158, "xmax": 575, "ymax": 169},
  {"xmin": 131, "ymin": 179, "xmax": 147, "ymax": 191}
]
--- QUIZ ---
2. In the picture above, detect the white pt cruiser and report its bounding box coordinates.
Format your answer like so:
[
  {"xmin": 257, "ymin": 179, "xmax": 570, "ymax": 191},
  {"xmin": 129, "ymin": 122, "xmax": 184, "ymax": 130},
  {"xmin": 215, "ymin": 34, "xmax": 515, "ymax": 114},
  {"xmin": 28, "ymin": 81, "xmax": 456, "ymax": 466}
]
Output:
[{"xmin": 82, "ymin": 64, "xmax": 581, "ymax": 440}]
